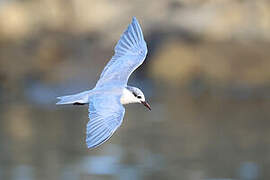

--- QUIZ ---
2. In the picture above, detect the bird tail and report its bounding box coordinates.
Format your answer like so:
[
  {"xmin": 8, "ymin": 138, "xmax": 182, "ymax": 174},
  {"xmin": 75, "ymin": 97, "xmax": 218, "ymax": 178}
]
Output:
[{"xmin": 56, "ymin": 90, "xmax": 90, "ymax": 105}]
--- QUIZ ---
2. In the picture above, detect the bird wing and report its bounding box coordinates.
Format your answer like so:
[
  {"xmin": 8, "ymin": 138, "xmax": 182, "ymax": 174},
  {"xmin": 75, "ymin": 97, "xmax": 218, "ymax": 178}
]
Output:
[
  {"xmin": 86, "ymin": 94, "xmax": 125, "ymax": 148},
  {"xmin": 95, "ymin": 17, "xmax": 147, "ymax": 88}
]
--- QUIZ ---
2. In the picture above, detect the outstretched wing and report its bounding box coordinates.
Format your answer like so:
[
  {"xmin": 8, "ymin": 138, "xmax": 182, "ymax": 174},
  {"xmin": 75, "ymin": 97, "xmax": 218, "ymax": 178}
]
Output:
[
  {"xmin": 95, "ymin": 17, "xmax": 147, "ymax": 88},
  {"xmin": 86, "ymin": 94, "xmax": 125, "ymax": 148}
]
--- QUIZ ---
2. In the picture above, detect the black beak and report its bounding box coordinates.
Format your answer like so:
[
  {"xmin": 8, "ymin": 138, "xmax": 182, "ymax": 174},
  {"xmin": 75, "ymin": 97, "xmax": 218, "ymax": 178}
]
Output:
[{"xmin": 141, "ymin": 101, "xmax": 151, "ymax": 111}]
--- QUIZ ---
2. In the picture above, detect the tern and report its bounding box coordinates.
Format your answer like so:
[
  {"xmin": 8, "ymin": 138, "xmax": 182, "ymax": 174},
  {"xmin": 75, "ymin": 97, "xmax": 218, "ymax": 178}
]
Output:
[{"xmin": 56, "ymin": 17, "xmax": 150, "ymax": 149}]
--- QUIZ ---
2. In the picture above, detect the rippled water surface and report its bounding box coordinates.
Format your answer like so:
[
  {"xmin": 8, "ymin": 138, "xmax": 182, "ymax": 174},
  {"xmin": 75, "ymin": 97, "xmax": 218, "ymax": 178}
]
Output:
[{"xmin": 1, "ymin": 83, "xmax": 270, "ymax": 180}]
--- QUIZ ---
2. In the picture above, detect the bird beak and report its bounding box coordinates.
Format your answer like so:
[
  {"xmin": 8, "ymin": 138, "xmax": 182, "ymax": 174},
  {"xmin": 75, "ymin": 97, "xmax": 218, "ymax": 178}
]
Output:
[{"xmin": 141, "ymin": 101, "xmax": 151, "ymax": 111}]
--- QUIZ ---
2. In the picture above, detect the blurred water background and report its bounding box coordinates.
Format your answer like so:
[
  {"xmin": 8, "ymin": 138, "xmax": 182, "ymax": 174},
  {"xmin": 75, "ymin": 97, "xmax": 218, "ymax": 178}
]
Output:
[{"xmin": 1, "ymin": 0, "xmax": 270, "ymax": 180}]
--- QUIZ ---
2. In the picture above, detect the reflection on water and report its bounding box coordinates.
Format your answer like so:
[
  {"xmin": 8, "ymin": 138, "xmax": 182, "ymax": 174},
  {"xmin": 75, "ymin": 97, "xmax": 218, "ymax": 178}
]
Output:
[
  {"xmin": 239, "ymin": 162, "xmax": 259, "ymax": 180},
  {"xmin": 1, "ymin": 80, "xmax": 270, "ymax": 180},
  {"xmin": 12, "ymin": 165, "xmax": 34, "ymax": 180}
]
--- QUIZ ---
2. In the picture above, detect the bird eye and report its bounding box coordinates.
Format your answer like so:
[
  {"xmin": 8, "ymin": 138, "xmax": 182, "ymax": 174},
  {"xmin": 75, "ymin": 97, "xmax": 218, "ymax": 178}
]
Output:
[{"xmin": 137, "ymin": 96, "xmax": 142, "ymax": 99}]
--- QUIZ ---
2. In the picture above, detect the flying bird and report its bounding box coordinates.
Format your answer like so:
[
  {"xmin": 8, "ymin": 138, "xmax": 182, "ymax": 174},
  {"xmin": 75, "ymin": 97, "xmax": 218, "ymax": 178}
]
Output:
[{"xmin": 56, "ymin": 17, "xmax": 150, "ymax": 149}]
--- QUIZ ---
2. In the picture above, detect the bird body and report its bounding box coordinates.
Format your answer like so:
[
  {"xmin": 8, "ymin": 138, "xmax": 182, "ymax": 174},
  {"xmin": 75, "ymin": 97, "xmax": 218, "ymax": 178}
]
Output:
[
  {"xmin": 57, "ymin": 17, "xmax": 150, "ymax": 149},
  {"xmin": 56, "ymin": 86, "xmax": 143, "ymax": 105}
]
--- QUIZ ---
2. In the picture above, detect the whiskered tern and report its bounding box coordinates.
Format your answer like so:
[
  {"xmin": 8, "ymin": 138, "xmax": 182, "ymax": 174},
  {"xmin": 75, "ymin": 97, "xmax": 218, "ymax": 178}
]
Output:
[{"xmin": 56, "ymin": 17, "xmax": 150, "ymax": 149}]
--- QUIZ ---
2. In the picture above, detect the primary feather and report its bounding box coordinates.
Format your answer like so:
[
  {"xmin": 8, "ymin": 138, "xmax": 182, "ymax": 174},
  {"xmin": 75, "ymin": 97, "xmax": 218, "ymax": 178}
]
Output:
[
  {"xmin": 86, "ymin": 95, "xmax": 125, "ymax": 148},
  {"xmin": 95, "ymin": 17, "xmax": 147, "ymax": 88}
]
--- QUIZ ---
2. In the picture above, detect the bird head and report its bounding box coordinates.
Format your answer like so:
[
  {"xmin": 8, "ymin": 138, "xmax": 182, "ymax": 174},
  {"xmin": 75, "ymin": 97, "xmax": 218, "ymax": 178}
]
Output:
[{"xmin": 126, "ymin": 86, "xmax": 151, "ymax": 110}]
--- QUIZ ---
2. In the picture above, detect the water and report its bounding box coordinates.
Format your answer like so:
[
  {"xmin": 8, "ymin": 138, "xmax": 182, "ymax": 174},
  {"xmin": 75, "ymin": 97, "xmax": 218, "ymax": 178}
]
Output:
[{"xmin": 1, "ymin": 81, "xmax": 269, "ymax": 180}]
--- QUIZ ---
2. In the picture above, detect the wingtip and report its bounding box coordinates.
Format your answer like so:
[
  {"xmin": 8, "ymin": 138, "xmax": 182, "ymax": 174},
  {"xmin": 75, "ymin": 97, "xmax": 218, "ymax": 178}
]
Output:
[
  {"xmin": 132, "ymin": 16, "xmax": 138, "ymax": 23},
  {"xmin": 86, "ymin": 142, "xmax": 99, "ymax": 149},
  {"xmin": 87, "ymin": 144, "xmax": 98, "ymax": 149}
]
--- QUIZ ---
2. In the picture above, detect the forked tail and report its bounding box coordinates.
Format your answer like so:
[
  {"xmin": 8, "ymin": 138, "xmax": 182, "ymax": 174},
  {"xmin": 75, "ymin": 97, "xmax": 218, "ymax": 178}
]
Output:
[{"xmin": 56, "ymin": 90, "xmax": 91, "ymax": 105}]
